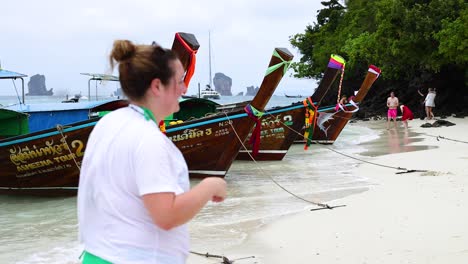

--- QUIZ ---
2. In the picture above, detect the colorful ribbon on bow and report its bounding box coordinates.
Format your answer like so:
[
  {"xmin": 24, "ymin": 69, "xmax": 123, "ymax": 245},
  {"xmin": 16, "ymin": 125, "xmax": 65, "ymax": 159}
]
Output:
[
  {"xmin": 303, "ymin": 97, "xmax": 318, "ymax": 150},
  {"xmin": 175, "ymin": 33, "xmax": 197, "ymax": 93},
  {"xmin": 336, "ymin": 99, "xmax": 360, "ymax": 113},
  {"xmin": 264, "ymin": 49, "xmax": 292, "ymax": 76},
  {"xmin": 244, "ymin": 104, "xmax": 264, "ymax": 157}
]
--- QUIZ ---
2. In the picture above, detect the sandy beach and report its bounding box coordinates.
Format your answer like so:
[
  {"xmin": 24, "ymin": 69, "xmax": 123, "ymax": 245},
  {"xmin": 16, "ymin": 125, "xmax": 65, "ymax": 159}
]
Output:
[{"xmin": 188, "ymin": 116, "xmax": 468, "ymax": 264}]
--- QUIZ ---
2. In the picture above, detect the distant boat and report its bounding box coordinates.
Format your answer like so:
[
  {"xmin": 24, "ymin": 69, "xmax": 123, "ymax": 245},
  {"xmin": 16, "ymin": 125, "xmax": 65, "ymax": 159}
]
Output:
[
  {"xmin": 200, "ymin": 85, "xmax": 221, "ymax": 99},
  {"xmin": 198, "ymin": 31, "xmax": 221, "ymax": 100},
  {"xmin": 61, "ymin": 94, "xmax": 88, "ymax": 103},
  {"xmin": 284, "ymin": 94, "xmax": 302, "ymax": 98}
]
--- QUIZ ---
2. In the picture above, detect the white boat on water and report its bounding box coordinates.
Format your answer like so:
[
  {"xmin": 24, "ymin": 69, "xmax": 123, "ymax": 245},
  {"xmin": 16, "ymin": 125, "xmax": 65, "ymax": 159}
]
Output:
[
  {"xmin": 200, "ymin": 85, "xmax": 221, "ymax": 99},
  {"xmin": 198, "ymin": 32, "xmax": 221, "ymax": 100}
]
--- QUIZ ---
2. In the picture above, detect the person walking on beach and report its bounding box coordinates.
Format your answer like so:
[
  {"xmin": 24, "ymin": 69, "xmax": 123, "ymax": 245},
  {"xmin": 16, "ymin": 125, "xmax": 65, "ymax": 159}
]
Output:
[
  {"xmin": 386, "ymin": 91, "xmax": 399, "ymax": 129},
  {"xmin": 424, "ymin": 88, "xmax": 436, "ymax": 120},
  {"xmin": 77, "ymin": 40, "xmax": 227, "ymax": 264},
  {"xmin": 400, "ymin": 103, "xmax": 414, "ymax": 129}
]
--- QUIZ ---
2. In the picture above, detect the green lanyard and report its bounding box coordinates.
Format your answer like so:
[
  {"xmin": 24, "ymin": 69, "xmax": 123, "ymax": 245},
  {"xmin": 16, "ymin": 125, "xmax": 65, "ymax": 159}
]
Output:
[
  {"xmin": 129, "ymin": 104, "xmax": 157, "ymax": 124},
  {"xmin": 80, "ymin": 251, "xmax": 112, "ymax": 264}
]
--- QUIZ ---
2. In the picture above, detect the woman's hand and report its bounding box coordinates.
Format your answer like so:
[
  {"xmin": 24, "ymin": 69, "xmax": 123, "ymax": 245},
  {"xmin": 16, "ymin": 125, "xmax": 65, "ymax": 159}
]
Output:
[{"xmin": 202, "ymin": 177, "xmax": 227, "ymax": 203}]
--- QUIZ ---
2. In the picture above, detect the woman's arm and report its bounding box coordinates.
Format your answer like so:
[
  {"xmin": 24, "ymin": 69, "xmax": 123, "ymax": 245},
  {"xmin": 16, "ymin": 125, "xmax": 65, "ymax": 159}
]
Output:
[
  {"xmin": 143, "ymin": 177, "xmax": 227, "ymax": 230},
  {"xmin": 424, "ymin": 93, "xmax": 430, "ymax": 102}
]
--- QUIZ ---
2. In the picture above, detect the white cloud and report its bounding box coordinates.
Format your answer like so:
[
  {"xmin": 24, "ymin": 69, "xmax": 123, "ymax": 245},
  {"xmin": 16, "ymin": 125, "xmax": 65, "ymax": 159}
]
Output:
[{"xmin": 0, "ymin": 0, "xmax": 323, "ymax": 96}]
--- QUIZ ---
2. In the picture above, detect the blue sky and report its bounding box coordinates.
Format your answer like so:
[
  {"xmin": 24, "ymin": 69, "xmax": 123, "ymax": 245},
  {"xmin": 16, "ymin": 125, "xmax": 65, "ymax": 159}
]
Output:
[{"xmin": 0, "ymin": 0, "xmax": 324, "ymax": 97}]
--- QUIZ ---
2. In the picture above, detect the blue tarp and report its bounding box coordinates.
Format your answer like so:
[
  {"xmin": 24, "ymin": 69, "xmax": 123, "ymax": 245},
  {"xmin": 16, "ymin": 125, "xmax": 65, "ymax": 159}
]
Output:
[
  {"xmin": 4, "ymin": 99, "xmax": 119, "ymax": 112},
  {"xmin": 0, "ymin": 69, "xmax": 27, "ymax": 79},
  {"xmin": 4, "ymin": 99, "xmax": 120, "ymax": 133}
]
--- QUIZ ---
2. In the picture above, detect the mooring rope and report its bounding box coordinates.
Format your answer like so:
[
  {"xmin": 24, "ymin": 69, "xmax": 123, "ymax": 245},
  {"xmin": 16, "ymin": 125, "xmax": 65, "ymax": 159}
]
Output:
[
  {"xmin": 336, "ymin": 63, "xmax": 346, "ymax": 104},
  {"xmin": 189, "ymin": 251, "xmax": 255, "ymax": 264},
  {"xmin": 222, "ymin": 112, "xmax": 341, "ymax": 209},
  {"xmin": 56, "ymin": 124, "xmax": 81, "ymax": 171},
  {"xmin": 423, "ymin": 133, "xmax": 468, "ymax": 144},
  {"xmin": 262, "ymin": 111, "xmax": 428, "ymax": 174}
]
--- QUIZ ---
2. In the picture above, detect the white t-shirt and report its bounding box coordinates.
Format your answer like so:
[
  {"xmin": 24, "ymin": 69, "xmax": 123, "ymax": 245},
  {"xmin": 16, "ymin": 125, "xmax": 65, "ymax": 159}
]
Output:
[
  {"xmin": 425, "ymin": 93, "xmax": 436, "ymax": 107},
  {"xmin": 77, "ymin": 106, "xmax": 190, "ymax": 264}
]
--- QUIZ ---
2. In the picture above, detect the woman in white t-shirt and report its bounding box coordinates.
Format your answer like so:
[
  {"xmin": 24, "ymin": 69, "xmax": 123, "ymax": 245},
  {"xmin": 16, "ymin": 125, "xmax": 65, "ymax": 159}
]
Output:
[
  {"xmin": 77, "ymin": 40, "xmax": 227, "ymax": 264},
  {"xmin": 424, "ymin": 87, "xmax": 436, "ymax": 120}
]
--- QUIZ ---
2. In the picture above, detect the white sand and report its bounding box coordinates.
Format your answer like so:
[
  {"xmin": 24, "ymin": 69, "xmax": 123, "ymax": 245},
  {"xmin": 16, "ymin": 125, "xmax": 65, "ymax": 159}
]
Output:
[{"xmin": 189, "ymin": 117, "xmax": 468, "ymax": 264}]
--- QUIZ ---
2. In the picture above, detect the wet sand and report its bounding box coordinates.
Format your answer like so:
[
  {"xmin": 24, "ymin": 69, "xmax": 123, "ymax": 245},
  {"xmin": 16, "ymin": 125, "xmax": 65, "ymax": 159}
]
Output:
[{"xmin": 189, "ymin": 117, "xmax": 468, "ymax": 264}]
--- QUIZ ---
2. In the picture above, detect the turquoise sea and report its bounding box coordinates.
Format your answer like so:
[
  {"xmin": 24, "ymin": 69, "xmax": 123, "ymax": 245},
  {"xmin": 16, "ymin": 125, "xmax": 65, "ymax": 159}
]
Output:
[{"xmin": 0, "ymin": 94, "xmax": 381, "ymax": 264}]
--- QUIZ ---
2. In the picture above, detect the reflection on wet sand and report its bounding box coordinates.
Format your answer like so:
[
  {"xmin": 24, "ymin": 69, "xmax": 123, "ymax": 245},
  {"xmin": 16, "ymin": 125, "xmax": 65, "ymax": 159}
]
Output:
[{"xmin": 359, "ymin": 122, "xmax": 435, "ymax": 157}]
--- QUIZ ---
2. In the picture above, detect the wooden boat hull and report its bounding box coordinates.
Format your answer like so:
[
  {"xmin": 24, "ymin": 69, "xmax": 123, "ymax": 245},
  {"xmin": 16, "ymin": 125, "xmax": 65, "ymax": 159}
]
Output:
[
  {"xmin": 236, "ymin": 103, "xmax": 305, "ymax": 160},
  {"xmin": 236, "ymin": 54, "xmax": 345, "ymax": 161},
  {"xmin": 235, "ymin": 103, "xmax": 344, "ymax": 160},
  {"xmin": 167, "ymin": 110, "xmax": 256, "ymax": 177},
  {"xmin": 168, "ymin": 47, "xmax": 294, "ymax": 178},
  {"xmin": 0, "ymin": 119, "xmax": 97, "ymax": 196},
  {"xmin": 312, "ymin": 65, "xmax": 381, "ymax": 144}
]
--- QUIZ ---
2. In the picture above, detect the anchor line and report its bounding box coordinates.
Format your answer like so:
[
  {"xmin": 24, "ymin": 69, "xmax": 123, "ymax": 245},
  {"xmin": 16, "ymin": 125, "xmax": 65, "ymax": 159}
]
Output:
[
  {"xmin": 261, "ymin": 111, "xmax": 429, "ymax": 174},
  {"xmin": 222, "ymin": 112, "xmax": 335, "ymax": 209},
  {"xmin": 56, "ymin": 124, "xmax": 81, "ymax": 171}
]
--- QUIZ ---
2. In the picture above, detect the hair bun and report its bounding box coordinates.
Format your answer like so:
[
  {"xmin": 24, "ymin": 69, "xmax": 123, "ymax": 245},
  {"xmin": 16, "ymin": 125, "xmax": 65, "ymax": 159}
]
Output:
[{"xmin": 111, "ymin": 40, "xmax": 136, "ymax": 62}]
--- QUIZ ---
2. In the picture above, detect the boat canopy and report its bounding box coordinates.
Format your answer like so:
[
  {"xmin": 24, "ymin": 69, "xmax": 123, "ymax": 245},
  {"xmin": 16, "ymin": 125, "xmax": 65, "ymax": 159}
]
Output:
[
  {"xmin": 80, "ymin": 73, "xmax": 120, "ymax": 100},
  {"xmin": 165, "ymin": 97, "xmax": 220, "ymax": 125},
  {"xmin": 0, "ymin": 109, "xmax": 29, "ymax": 138},
  {"xmin": 0, "ymin": 69, "xmax": 28, "ymax": 79},
  {"xmin": 80, "ymin": 73, "xmax": 119, "ymax": 81},
  {"xmin": 0, "ymin": 68, "xmax": 28, "ymax": 103}
]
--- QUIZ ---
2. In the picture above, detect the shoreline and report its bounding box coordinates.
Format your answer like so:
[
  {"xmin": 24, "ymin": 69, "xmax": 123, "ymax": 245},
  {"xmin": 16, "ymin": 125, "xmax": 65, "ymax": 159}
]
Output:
[{"xmin": 189, "ymin": 117, "xmax": 468, "ymax": 264}]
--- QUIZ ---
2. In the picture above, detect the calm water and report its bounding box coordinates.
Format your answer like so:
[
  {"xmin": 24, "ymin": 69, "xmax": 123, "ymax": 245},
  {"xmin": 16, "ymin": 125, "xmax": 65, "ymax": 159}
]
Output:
[{"xmin": 0, "ymin": 95, "xmax": 380, "ymax": 263}]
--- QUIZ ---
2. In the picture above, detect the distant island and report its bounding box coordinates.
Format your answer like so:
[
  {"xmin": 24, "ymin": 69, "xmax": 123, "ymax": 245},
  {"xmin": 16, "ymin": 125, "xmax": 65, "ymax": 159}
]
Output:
[
  {"xmin": 213, "ymin": 73, "xmax": 232, "ymax": 96},
  {"xmin": 27, "ymin": 74, "xmax": 53, "ymax": 96},
  {"xmin": 212, "ymin": 72, "xmax": 259, "ymax": 96}
]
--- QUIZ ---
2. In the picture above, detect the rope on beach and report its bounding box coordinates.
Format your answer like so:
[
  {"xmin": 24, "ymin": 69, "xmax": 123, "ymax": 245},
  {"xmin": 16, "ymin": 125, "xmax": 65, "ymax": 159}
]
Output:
[
  {"xmin": 318, "ymin": 146, "xmax": 411, "ymax": 171},
  {"xmin": 223, "ymin": 112, "xmax": 342, "ymax": 210},
  {"xmin": 189, "ymin": 251, "xmax": 255, "ymax": 264},
  {"xmin": 423, "ymin": 133, "xmax": 468, "ymax": 144},
  {"xmin": 56, "ymin": 124, "xmax": 81, "ymax": 171},
  {"xmin": 313, "ymin": 140, "xmax": 428, "ymax": 174}
]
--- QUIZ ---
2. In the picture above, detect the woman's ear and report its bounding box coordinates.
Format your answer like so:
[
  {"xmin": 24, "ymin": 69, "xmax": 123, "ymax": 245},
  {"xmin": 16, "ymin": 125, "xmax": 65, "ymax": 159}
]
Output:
[{"xmin": 149, "ymin": 78, "xmax": 162, "ymax": 97}]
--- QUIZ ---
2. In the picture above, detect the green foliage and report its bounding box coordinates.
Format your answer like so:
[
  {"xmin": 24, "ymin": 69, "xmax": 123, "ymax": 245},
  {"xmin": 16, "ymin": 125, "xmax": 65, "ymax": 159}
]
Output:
[
  {"xmin": 434, "ymin": 8, "xmax": 468, "ymax": 64},
  {"xmin": 290, "ymin": 0, "xmax": 467, "ymax": 83}
]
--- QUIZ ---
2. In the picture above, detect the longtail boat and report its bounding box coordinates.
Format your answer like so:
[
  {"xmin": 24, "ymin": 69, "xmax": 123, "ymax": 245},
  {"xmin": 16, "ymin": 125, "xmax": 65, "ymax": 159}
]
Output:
[
  {"xmin": 235, "ymin": 54, "xmax": 345, "ymax": 160},
  {"xmin": 0, "ymin": 32, "xmax": 200, "ymax": 196},
  {"xmin": 166, "ymin": 48, "xmax": 294, "ymax": 178},
  {"xmin": 311, "ymin": 65, "xmax": 381, "ymax": 144}
]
